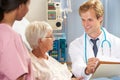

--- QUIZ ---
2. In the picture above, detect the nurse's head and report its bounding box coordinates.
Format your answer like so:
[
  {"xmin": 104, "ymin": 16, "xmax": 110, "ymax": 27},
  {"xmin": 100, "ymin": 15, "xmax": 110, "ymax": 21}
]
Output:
[
  {"xmin": 25, "ymin": 21, "xmax": 54, "ymax": 53},
  {"xmin": 0, "ymin": 0, "xmax": 30, "ymax": 21},
  {"xmin": 79, "ymin": 0, "xmax": 104, "ymax": 38}
]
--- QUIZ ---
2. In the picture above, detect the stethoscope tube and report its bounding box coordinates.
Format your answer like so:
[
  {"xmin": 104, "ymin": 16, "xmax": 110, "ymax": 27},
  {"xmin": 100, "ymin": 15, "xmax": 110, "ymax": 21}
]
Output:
[
  {"xmin": 84, "ymin": 28, "xmax": 111, "ymax": 64},
  {"xmin": 84, "ymin": 33, "xmax": 87, "ymax": 64}
]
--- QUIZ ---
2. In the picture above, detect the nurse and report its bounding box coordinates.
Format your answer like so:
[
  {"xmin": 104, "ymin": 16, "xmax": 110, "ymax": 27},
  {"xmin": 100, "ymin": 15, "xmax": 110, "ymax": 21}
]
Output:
[
  {"xmin": 0, "ymin": 0, "xmax": 34, "ymax": 80},
  {"xmin": 69, "ymin": 0, "xmax": 120, "ymax": 80}
]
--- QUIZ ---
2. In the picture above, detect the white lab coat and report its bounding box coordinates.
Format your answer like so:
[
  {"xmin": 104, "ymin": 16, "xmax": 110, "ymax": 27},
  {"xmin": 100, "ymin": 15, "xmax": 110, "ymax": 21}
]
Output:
[{"xmin": 69, "ymin": 28, "xmax": 120, "ymax": 80}]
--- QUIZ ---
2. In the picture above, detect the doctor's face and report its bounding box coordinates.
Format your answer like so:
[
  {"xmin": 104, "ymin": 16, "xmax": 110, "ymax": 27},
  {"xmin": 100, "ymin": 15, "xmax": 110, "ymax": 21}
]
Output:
[{"xmin": 80, "ymin": 9, "xmax": 103, "ymax": 37}]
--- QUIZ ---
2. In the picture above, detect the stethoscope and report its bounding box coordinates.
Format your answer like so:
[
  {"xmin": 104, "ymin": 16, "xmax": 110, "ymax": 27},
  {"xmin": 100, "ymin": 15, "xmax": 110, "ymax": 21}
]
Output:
[{"xmin": 84, "ymin": 28, "xmax": 111, "ymax": 63}]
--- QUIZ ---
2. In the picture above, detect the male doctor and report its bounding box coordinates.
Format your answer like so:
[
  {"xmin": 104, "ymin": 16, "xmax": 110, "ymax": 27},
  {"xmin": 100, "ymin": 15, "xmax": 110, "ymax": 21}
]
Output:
[{"xmin": 69, "ymin": 0, "xmax": 120, "ymax": 80}]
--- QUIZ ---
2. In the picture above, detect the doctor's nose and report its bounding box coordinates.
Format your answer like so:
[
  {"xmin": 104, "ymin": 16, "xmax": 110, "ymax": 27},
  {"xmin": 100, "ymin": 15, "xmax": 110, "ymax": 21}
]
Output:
[{"xmin": 83, "ymin": 21, "xmax": 90, "ymax": 27}]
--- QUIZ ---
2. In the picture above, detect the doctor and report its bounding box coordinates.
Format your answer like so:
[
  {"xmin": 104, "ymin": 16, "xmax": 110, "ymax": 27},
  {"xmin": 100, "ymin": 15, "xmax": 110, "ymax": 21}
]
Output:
[{"xmin": 69, "ymin": 0, "xmax": 120, "ymax": 80}]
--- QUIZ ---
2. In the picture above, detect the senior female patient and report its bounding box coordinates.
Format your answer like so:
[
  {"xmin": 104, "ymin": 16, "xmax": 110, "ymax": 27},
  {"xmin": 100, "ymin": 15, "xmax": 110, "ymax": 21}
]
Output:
[{"xmin": 25, "ymin": 21, "xmax": 83, "ymax": 80}]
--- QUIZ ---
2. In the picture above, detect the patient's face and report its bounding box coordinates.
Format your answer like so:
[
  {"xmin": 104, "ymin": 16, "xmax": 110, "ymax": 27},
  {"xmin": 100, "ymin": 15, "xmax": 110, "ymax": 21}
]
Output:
[{"xmin": 41, "ymin": 31, "xmax": 54, "ymax": 51}]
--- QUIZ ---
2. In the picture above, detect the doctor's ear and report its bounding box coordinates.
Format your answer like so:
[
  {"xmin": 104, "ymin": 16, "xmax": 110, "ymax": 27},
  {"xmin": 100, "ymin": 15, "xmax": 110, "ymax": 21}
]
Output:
[{"xmin": 98, "ymin": 16, "xmax": 103, "ymax": 22}]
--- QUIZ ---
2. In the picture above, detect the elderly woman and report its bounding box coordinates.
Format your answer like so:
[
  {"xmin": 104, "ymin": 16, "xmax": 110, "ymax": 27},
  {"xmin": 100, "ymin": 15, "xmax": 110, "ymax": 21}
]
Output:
[{"xmin": 25, "ymin": 21, "xmax": 83, "ymax": 80}]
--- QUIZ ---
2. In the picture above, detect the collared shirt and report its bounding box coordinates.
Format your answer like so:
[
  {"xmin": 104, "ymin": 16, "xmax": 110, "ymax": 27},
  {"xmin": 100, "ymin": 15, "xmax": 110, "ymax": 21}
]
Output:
[{"xmin": 87, "ymin": 30, "xmax": 104, "ymax": 49}]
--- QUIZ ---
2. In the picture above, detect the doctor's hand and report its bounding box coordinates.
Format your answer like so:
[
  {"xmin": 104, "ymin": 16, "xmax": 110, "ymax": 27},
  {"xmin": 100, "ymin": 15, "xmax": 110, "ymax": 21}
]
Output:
[{"xmin": 85, "ymin": 58, "xmax": 99, "ymax": 75}]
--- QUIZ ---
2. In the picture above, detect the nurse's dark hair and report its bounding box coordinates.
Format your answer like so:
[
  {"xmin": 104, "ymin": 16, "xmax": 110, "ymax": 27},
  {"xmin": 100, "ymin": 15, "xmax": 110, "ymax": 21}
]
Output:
[{"xmin": 0, "ymin": 0, "xmax": 29, "ymax": 21}]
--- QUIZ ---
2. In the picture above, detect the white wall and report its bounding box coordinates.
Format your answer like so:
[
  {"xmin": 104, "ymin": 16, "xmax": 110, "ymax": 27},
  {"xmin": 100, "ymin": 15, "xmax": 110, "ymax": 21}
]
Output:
[
  {"xmin": 13, "ymin": 18, "xmax": 31, "ymax": 50},
  {"xmin": 25, "ymin": 0, "xmax": 47, "ymax": 22},
  {"xmin": 13, "ymin": 0, "xmax": 48, "ymax": 51}
]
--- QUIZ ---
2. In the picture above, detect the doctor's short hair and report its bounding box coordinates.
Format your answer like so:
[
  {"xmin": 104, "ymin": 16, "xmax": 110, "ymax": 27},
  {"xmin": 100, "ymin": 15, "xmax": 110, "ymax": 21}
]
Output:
[
  {"xmin": 25, "ymin": 21, "xmax": 53, "ymax": 49},
  {"xmin": 79, "ymin": 0, "xmax": 104, "ymax": 19}
]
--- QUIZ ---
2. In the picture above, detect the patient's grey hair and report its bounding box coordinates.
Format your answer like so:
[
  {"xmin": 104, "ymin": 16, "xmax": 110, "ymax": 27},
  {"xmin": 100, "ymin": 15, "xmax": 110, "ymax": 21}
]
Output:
[{"xmin": 25, "ymin": 21, "xmax": 53, "ymax": 49}]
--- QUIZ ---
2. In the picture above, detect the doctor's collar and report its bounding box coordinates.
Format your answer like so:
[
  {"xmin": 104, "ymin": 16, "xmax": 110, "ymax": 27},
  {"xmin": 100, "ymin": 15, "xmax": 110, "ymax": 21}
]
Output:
[{"xmin": 86, "ymin": 30, "xmax": 103, "ymax": 42}]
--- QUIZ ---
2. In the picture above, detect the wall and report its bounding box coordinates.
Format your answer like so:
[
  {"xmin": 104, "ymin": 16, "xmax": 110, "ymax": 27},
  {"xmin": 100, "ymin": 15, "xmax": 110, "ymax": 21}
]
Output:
[
  {"xmin": 65, "ymin": 0, "xmax": 86, "ymax": 61},
  {"xmin": 104, "ymin": 0, "xmax": 120, "ymax": 38},
  {"xmin": 66, "ymin": 0, "xmax": 85, "ymax": 45},
  {"xmin": 25, "ymin": 0, "xmax": 85, "ymax": 45},
  {"xmin": 25, "ymin": 0, "xmax": 47, "ymax": 22}
]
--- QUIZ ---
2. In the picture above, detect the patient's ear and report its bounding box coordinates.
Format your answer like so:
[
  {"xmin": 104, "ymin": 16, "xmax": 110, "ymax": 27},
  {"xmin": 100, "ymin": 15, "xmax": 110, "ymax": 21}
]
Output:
[{"xmin": 38, "ymin": 38, "xmax": 42, "ymax": 44}]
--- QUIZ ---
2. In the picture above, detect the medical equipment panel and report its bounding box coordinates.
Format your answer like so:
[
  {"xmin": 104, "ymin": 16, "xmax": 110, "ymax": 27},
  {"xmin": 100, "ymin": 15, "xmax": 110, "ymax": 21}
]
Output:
[
  {"xmin": 47, "ymin": 2, "xmax": 63, "ymax": 30},
  {"xmin": 49, "ymin": 33, "xmax": 67, "ymax": 62},
  {"xmin": 49, "ymin": 40, "xmax": 60, "ymax": 60}
]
